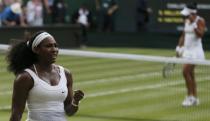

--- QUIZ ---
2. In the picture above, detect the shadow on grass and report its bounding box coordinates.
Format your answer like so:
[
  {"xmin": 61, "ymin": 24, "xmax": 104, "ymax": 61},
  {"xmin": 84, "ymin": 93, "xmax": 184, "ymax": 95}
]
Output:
[{"xmin": 76, "ymin": 114, "xmax": 179, "ymax": 121}]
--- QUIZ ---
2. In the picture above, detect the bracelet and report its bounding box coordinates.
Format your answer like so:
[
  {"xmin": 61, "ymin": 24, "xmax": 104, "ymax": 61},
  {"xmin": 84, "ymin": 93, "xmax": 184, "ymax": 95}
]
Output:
[{"xmin": 71, "ymin": 100, "xmax": 79, "ymax": 107}]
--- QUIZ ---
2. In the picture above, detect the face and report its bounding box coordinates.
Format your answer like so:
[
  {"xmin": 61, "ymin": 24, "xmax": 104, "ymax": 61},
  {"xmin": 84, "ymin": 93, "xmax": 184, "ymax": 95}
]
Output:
[
  {"xmin": 186, "ymin": 14, "xmax": 196, "ymax": 22},
  {"xmin": 35, "ymin": 37, "xmax": 59, "ymax": 63}
]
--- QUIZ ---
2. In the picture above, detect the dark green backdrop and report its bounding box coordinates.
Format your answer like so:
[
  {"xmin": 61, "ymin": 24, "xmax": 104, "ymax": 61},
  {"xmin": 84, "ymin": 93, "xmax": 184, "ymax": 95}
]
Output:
[{"xmin": 67, "ymin": 0, "xmax": 210, "ymax": 33}]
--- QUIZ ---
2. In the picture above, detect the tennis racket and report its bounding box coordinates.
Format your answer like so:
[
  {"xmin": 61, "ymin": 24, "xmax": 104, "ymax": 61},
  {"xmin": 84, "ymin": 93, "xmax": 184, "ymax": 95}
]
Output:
[{"xmin": 162, "ymin": 62, "xmax": 176, "ymax": 78}]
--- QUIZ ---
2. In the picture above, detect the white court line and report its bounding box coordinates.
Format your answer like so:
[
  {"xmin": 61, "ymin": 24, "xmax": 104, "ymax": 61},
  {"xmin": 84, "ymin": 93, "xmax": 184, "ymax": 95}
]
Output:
[
  {"xmin": 0, "ymin": 69, "xmax": 206, "ymax": 96},
  {"xmin": 75, "ymin": 71, "xmax": 160, "ymax": 86},
  {"xmin": 85, "ymin": 76, "xmax": 210, "ymax": 98},
  {"xmin": 0, "ymin": 91, "xmax": 11, "ymax": 95},
  {"xmin": 0, "ymin": 71, "xmax": 161, "ymax": 96},
  {"xmin": 0, "ymin": 105, "xmax": 10, "ymax": 110},
  {"xmin": 1, "ymin": 76, "xmax": 209, "ymax": 110}
]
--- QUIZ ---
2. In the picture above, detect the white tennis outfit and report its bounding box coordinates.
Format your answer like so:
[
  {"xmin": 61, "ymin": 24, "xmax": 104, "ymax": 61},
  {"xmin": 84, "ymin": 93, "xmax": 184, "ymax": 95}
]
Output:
[
  {"xmin": 183, "ymin": 16, "xmax": 205, "ymax": 60},
  {"xmin": 25, "ymin": 65, "xmax": 68, "ymax": 121}
]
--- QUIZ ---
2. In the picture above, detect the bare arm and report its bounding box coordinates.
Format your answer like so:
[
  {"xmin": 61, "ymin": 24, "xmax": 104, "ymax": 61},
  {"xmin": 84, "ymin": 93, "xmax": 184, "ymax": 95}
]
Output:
[
  {"xmin": 1, "ymin": 19, "xmax": 16, "ymax": 26},
  {"xmin": 10, "ymin": 72, "xmax": 33, "ymax": 121},
  {"xmin": 175, "ymin": 32, "xmax": 185, "ymax": 57},
  {"xmin": 108, "ymin": 4, "xmax": 119, "ymax": 15},
  {"xmin": 178, "ymin": 32, "xmax": 185, "ymax": 47},
  {"xmin": 19, "ymin": 14, "xmax": 27, "ymax": 27},
  {"xmin": 42, "ymin": 0, "xmax": 51, "ymax": 14},
  {"xmin": 64, "ymin": 69, "xmax": 84, "ymax": 116},
  {"xmin": 194, "ymin": 18, "xmax": 206, "ymax": 38}
]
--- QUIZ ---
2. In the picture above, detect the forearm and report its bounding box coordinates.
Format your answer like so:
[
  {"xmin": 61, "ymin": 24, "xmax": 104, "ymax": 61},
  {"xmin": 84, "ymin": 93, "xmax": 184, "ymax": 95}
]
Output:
[
  {"xmin": 194, "ymin": 28, "xmax": 204, "ymax": 38},
  {"xmin": 193, "ymin": 20, "xmax": 205, "ymax": 38},
  {"xmin": 10, "ymin": 110, "xmax": 23, "ymax": 121},
  {"xmin": 176, "ymin": 33, "xmax": 184, "ymax": 57},
  {"xmin": 178, "ymin": 33, "xmax": 184, "ymax": 47},
  {"xmin": 10, "ymin": 115, "xmax": 22, "ymax": 121},
  {"xmin": 2, "ymin": 20, "xmax": 11, "ymax": 25},
  {"xmin": 9, "ymin": 104, "xmax": 25, "ymax": 121},
  {"xmin": 110, "ymin": 5, "xmax": 118, "ymax": 12}
]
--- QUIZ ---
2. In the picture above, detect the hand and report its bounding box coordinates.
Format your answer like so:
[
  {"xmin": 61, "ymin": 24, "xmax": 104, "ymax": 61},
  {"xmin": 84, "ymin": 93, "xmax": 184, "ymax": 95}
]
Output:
[
  {"xmin": 175, "ymin": 46, "xmax": 184, "ymax": 58},
  {"xmin": 73, "ymin": 90, "xmax": 84, "ymax": 102}
]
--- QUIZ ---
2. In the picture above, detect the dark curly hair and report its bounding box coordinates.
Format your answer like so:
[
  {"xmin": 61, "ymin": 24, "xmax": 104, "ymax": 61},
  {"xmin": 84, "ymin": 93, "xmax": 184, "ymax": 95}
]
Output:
[{"xmin": 6, "ymin": 31, "xmax": 45, "ymax": 75}]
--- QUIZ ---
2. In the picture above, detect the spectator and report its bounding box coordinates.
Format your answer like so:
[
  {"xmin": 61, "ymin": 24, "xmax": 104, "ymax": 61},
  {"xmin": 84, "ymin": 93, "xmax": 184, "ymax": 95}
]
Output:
[
  {"xmin": 72, "ymin": 3, "xmax": 92, "ymax": 48},
  {"xmin": 0, "ymin": 2, "xmax": 26, "ymax": 26},
  {"xmin": 41, "ymin": 0, "xmax": 52, "ymax": 24},
  {"xmin": 51, "ymin": 0, "xmax": 67, "ymax": 24},
  {"xmin": 0, "ymin": 0, "xmax": 4, "ymax": 12},
  {"xmin": 26, "ymin": 0, "xmax": 43, "ymax": 26},
  {"xmin": 136, "ymin": 0, "xmax": 151, "ymax": 31},
  {"xmin": 95, "ymin": 0, "xmax": 119, "ymax": 32}
]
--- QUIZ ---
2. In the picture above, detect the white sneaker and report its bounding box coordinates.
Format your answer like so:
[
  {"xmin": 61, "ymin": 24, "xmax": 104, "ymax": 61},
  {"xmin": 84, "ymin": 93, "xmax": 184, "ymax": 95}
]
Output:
[{"xmin": 182, "ymin": 96, "xmax": 200, "ymax": 107}]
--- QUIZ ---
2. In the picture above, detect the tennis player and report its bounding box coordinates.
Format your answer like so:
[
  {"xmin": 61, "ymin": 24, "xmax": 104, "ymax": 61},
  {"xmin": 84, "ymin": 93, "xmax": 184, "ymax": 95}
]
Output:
[
  {"xmin": 8, "ymin": 31, "xmax": 84, "ymax": 120},
  {"xmin": 176, "ymin": 3, "xmax": 206, "ymax": 106}
]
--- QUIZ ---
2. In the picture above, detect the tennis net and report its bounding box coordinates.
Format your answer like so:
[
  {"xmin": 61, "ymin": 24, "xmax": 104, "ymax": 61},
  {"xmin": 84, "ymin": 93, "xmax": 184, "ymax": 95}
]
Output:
[{"xmin": 0, "ymin": 44, "xmax": 210, "ymax": 121}]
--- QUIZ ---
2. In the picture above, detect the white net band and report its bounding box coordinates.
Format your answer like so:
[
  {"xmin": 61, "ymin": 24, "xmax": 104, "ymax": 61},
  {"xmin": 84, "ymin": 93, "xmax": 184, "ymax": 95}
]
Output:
[{"xmin": 1, "ymin": 44, "xmax": 210, "ymax": 65}]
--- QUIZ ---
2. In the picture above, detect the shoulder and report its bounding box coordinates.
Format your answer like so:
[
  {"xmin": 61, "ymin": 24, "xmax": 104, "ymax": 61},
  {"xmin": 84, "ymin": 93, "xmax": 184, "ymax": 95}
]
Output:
[
  {"xmin": 1, "ymin": 7, "xmax": 11, "ymax": 16},
  {"xmin": 16, "ymin": 71, "xmax": 33, "ymax": 82},
  {"xmin": 64, "ymin": 68, "xmax": 72, "ymax": 78},
  {"xmin": 197, "ymin": 16, "xmax": 206, "ymax": 28},
  {"xmin": 55, "ymin": 64, "xmax": 72, "ymax": 78},
  {"xmin": 63, "ymin": 68, "xmax": 73, "ymax": 86},
  {"xmin": 14, "ymin": 71, "xmax": 34, "ymax": 90},
  {"xmin": 198, "ymin": 16, "xmax": 205, "ymax": 24}
]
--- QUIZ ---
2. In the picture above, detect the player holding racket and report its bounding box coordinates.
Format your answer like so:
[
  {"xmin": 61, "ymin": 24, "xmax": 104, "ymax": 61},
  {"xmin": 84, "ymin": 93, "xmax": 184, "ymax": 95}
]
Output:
[{"xmin": 176, "ymin": 2, "xmax": 206, "ymax": 107}]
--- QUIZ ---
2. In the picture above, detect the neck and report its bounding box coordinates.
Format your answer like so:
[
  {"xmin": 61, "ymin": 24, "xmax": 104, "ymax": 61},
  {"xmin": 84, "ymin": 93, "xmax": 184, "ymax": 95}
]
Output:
[
  {"xmin": 34, "ymin": 62, "xmax": 54, "ymax": 72},
  {"xmin": 189, "ymin": 14, "xmax": 197, "ymax": 23}
]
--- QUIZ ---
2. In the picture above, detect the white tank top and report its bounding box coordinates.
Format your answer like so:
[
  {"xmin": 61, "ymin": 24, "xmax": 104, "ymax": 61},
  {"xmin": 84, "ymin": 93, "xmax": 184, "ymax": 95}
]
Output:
[
  {"xmin": 184, "ymin": 16, "xmax": 203, "ymax": 50},
  {"xmin": 25, "ymin": 65, "xmax": 68, "ymax": 121}
]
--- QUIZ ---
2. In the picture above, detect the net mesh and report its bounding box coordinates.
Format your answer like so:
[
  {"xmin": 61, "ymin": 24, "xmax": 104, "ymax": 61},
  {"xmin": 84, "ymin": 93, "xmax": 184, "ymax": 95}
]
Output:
[{"xmin": 0, "ymin": 44, "xmax": 210, "ymax": 121}]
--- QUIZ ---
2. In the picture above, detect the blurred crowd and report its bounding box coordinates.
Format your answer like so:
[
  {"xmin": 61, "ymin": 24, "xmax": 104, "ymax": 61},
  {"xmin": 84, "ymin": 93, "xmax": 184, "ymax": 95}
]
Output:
[
  {"xmin": 0, "ymin": 0, "xmax": 119, "ymax": 30},
  {"xmin": 0, "ymin": 0, "xmax": 68, "ymax": 27},
  {"xmin": 0, "ymin": 0, "xmax": 151, "ymax": 33}
]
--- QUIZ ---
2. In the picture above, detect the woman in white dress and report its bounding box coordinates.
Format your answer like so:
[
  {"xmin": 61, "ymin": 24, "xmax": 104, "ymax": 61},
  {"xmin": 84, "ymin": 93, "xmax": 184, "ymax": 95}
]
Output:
[
  {"xmin": 8, "ymin": 31, "xmax": 84, "ymax": 121},
  {"xmin": 176, "ymin": 3, "xmax": 206, "ymax": 107}
]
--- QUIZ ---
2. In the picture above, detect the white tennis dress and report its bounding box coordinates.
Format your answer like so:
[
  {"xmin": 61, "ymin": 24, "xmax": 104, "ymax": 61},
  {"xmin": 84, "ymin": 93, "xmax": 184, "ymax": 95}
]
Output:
[
  {"xmin": 183, "ymin": 16, "xmax": 205, "ymax": 60},
  {"xmin": 25, "ymin": 65, "xmax": 68, "ymax": 121}
]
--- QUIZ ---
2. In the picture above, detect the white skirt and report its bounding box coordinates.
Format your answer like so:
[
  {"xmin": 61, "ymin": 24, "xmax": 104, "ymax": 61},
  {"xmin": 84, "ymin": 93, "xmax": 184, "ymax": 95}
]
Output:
[{"xmin": 182, "ymin": 47, "xmax": 205, "ymax": 60}]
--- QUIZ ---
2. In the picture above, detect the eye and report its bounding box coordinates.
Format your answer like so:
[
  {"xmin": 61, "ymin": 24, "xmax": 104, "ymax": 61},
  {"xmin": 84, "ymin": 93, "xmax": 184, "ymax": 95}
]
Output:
[{"xmin": 54, "ymin": 43, "xmax": 58, "ymax": 48}]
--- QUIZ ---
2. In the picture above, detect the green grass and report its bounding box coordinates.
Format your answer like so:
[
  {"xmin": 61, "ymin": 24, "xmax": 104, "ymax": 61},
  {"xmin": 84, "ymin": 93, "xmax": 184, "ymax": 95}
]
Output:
[{"xmin": 0, "ymin": 47, "xmax": 210, "ymax": 121}]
